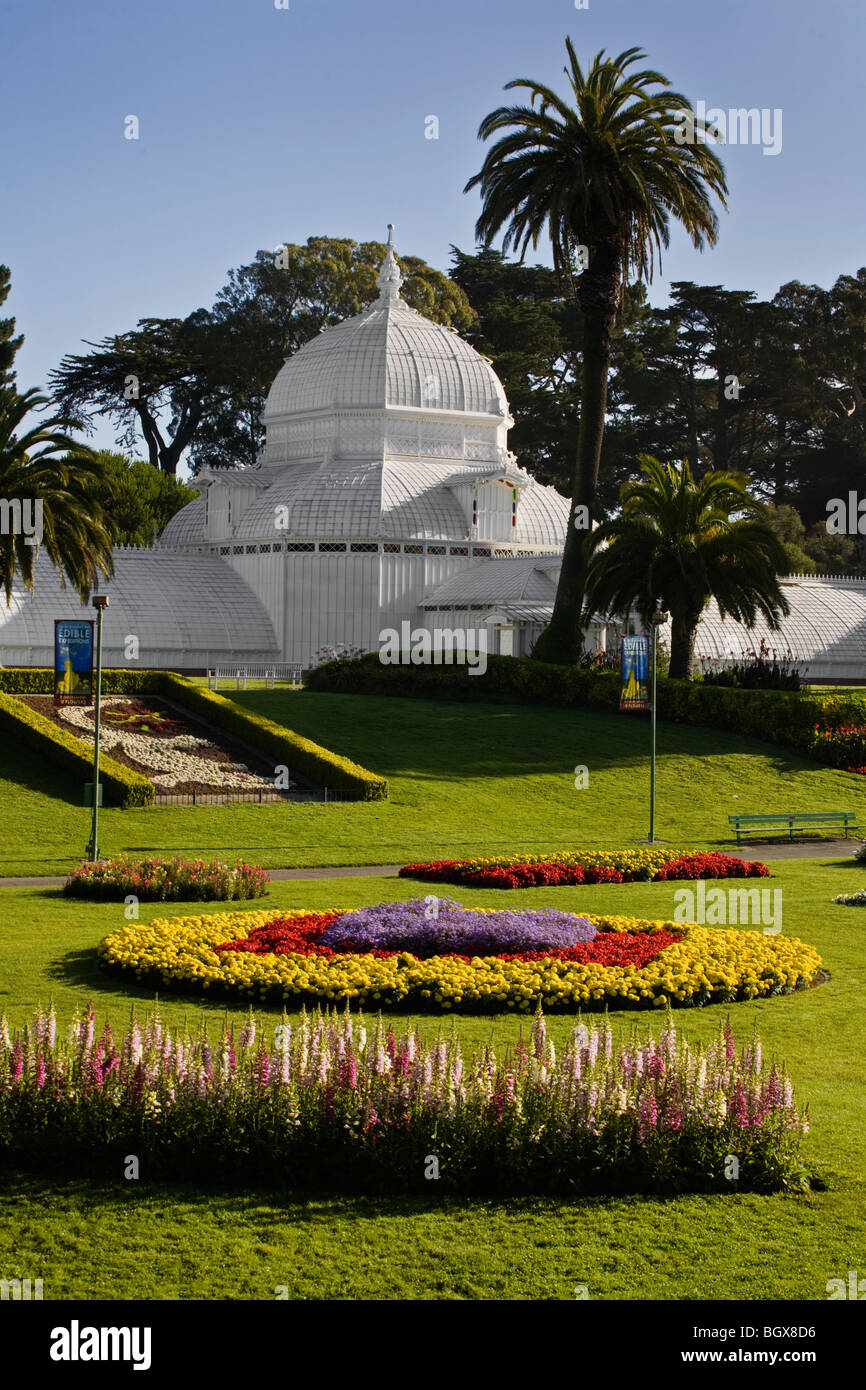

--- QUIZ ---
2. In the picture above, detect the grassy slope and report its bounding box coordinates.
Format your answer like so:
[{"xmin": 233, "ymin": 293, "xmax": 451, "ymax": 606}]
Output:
[
  {"xmin": 1, "ymin": 859, "xmax": 865, "ymax": 1299},
  {"xmin": 3, "ymin": 689, "xmax": 866, "ymax": 876}
]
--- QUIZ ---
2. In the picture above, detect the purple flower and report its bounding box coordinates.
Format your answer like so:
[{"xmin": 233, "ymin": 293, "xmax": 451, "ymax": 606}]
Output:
[
  {"xmin": 321, "ymin": 898, "xmax": 596, "ymax": 957},
  {"xmin": 638, "ymin": 1093, "xmax": 658, "ymax": 1140}
]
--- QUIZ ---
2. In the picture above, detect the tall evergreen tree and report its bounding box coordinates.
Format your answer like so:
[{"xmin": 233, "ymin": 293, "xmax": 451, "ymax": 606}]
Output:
[
  {"xmin": 0, "ymin": 265, "xmax": 23, "ymax": 386},
  {"xmin": 85, "ymin": 452, "xmax": 196, "ymax": 547},
  {"xmin": 449, "ymin": 247, "xmax": 581, "ymax": 490},
  {"xmin": 466, "ymin": 40, "xmax": 727, "ymax": 664}
]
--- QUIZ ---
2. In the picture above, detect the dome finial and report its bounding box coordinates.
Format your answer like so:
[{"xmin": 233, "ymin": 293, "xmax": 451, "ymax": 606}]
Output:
[{"xmin": 376, "ymin": 224, "xmax": 402, "ymax": 303}]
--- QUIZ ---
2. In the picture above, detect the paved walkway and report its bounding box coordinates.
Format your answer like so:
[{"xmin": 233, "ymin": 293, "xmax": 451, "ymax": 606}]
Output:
[
  {"xmin": 729, "ymin": 838, "xmax": 859, "ymax": 861},
  {"xmin": 0, "ymin": 842, "xmax": 858, "ymax": 889},
  {"xmin": 0, "ymin": 863, "xmax": 406, "ymax": 888}
]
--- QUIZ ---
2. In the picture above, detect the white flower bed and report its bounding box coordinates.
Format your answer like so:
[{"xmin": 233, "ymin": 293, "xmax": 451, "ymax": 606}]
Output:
[{"xmin": 59, "ymin": 699, "xmax": 277, "ymax": 790}]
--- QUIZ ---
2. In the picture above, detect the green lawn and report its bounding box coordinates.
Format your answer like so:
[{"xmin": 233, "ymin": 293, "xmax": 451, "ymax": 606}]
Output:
[
  {"xmin": 2, "ymin": 688, "xmax": 865, "ymax": 876},
  {"xmin": 1, "ymin": 858, "xmax": 865, "ymax": 1299}
]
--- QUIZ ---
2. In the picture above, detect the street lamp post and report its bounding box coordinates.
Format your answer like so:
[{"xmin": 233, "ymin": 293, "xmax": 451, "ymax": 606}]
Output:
[
  {"xmin": 648, "ymin": 600, "xmax": 668, "ymax": 844},
  {"xmin": 86, "ymin": 595, "xmax": 109, "ymax": 861}
]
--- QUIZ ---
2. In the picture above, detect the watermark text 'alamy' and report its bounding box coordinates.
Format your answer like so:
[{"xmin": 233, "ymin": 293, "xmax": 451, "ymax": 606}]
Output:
[
  {"xmin": 673, "ymin": 102, "xmax": 782, "ymax": 157},
  {"xmin": 379, "ymin": 622, "xmax": 487, "ymax": 676}
]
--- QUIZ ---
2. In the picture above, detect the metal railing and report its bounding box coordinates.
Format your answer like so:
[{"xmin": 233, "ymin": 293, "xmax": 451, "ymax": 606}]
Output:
[
  {"xmin": 153, "ymin": 786, "xmax": 369, "ymax": 805},
  {"xmin": 206, "ymin": 664, "xmax": 303, "ymax": 691}
]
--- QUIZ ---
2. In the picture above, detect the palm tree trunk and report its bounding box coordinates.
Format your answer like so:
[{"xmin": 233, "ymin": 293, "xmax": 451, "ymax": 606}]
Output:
[
  {"xmin": 532, "ymin": 259, "xmax": 618, "ymax": 665},
  {"xmin": 668, "ymin": 613, "xmax": 698, "ymax": 681}
]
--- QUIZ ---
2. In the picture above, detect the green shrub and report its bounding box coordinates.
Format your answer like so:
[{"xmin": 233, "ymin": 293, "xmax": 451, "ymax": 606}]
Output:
[
  {"xmin": 0, "ymin": 692, "xmax": 153, "ymax": 807},
  {"xmin": 0, "ymin": 668, "xmax": 164, "ymax": 695},
  {"xmin": 0, "ymin": 669, "xmax": 387, "ymax": 801},
  {"xmin": 156, "ymin": 675, "xmax": 388, "ymax": 800},
  {"xmin": 102, "ymin": 669, "xmax": 166, "ymax": 695},
  {"xmin": 0, "ymin": 669, "xmax": 54, "ymax": 694},
  {"xmin": 654, "ymin": 681, "xmax": 866, "ymax": 757},
  {"xmin": 305, "ymin": 652, "xmax": 621, "ymax": 710},
  {"xmin": 698, "ymin": 654, "xmax": 803, "ymax": 691}
]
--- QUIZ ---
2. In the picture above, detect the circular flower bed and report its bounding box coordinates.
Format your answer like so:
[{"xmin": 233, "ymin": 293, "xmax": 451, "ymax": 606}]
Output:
[{"xmin": 98, "ymin": 899, "xmax": 822, "ymax": 1012}]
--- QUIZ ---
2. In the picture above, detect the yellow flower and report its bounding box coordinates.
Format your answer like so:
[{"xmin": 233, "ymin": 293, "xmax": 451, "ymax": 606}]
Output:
[{"xmin": 98, "ymin": 906, "xmax": 822, "ymax": 1015}]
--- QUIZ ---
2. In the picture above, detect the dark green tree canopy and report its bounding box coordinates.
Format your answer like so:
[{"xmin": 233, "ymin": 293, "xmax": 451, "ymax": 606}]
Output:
[
  {"xmin": 584, "ymin": 456, "xmax": 790, "ymax": 680},
  {"xmin": 0, "ymin": 265, "xmax": 24, "ymax": 386},
  {"xmin": 82, "ymin": 451, "xmax": 196, "ymax": 547},
  {"xmin": 189, "ymin": 236, "xmax": 476, "ymax": 474},
  {"xmin": 449, "ymin": 246, "xmax": 580, "ymax": 490},
  {"xmin": 49, "ymin": 316, "xmax": 214, "ymax": 476},
  {"xmin": 49, "ymin": 236, "xmax": 475, "ymax": 478},
  {"xmin": 604, "ymin": 269, "xmax": 866, "ymax": 542}
]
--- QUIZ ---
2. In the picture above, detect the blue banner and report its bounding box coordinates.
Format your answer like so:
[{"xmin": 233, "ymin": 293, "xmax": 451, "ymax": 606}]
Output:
[
  {"xmin": 619, "ymin": 635, "xmax": 649, "ymax": 711},
  {"xmin": 54, "ymin": 619, "xmax": 94, "ymax": 705}
]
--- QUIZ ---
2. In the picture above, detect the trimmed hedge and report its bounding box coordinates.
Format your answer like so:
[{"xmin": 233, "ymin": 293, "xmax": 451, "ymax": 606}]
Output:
[
  {"xmin": 0, "ymin": 691, "xmax": 153, "ymax": 807},
  {"xmin": 156, "ymin": 675, "xmax": 388, "ymax": 800},
  {"xmin": 306, "ymin": 652, "xmax": 866, "ymax": 767},
  {"xmin": 653, "ymin": 680, "xmax": 866, "ymax": 758},
  {"xmin": 0, "ymin": 669, "xmax": 388, "ymax": 801},
  {"xmin": 0, "ymin": 668, "xmax": 164, "ymax": 695},
  {"xmin": 305, "ymin": 652, "xmax": 621, "ymax": 709}
]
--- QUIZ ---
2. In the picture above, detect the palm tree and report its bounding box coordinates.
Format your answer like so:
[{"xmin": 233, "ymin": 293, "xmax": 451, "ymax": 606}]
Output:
[
  {"xmin": 0, "ymin": 386, "xmax": 115, "ymax": 602},
  {"xmin": 584, "ymin": 456, "xmax": 791, "ymax": 680},
  {"xmin": 465, "ymin": 40, "xmax": 728, "ymax": 664}
]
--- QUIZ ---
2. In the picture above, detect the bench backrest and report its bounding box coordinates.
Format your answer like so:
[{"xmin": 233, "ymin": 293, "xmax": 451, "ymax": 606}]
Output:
[{"xmin": 729, "ymin": 811, "xmax": 854, "ymax": 825}]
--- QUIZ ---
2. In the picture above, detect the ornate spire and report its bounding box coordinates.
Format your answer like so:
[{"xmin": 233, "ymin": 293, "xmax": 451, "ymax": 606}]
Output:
[{"xmin": 376, "ymin": 224, "xmax": 403, "ymax": 304}]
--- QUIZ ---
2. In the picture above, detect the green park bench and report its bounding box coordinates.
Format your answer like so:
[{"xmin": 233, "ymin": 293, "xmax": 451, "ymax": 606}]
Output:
[{"xmin": 728, "ymin": 811, "xmax": 860, "ymax": 845}]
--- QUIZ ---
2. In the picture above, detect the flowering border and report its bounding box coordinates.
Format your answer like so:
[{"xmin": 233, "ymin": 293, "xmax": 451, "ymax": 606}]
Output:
[
  {"xmin": 0, "ymin": 1006, "xmax": 812, "ymax": 1194},
  {"xmin": 64, "ymin": 856, "xmax": 269, "ymax": 903},
  {"xmin": 399, "ymin": 850, "xmax": 770, "ymax": 889},
  {"xmin": 98, "ymin": 907, "xmax": 822, "ymax": 1013}
]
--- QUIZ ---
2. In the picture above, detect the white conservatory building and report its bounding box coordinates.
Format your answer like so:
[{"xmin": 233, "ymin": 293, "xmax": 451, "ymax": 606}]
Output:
[{"xmin": 2, "ymin": 231, "xmax": 866, "ymax": 682}]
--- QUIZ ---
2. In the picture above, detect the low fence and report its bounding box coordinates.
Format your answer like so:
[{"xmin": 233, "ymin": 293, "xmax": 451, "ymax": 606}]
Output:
[
  {"xmin": 207, "ymin": 665, "xmax": 303, "ymax": 691},
  {"xmin": 153, "ymin": 786, "xmax": 370, "ymax": 805},
  {"xmin": 153, "ymin": 789, "xmax": 291, "ymax": 805}
]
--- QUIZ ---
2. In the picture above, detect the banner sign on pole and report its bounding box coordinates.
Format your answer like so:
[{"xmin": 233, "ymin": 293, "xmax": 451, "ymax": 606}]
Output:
[
  {"xmin": 619, "ymin": 635, "xmax": 650, "ymax": 711},
  {"xmin": 54, "ymin": 619, "xmax": 95, "ymax": 706}
]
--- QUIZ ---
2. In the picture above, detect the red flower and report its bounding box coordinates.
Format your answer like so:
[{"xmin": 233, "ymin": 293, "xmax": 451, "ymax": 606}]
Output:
[
  {"xmin": 654, "ymin": 853, "xmax": 769, "ymax": 880},
  {"xmin": 399, "ymin": 852, "xmax": 769, "ymax": 888},
  {"xmin": 214, "ymin": 914, "xmax": 682, "ymax": 968}
]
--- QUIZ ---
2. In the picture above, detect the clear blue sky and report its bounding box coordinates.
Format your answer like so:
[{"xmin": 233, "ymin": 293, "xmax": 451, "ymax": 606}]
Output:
[{"xmin": 2, "ymin": 0, "xmax": 863, "ymax": 457}]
